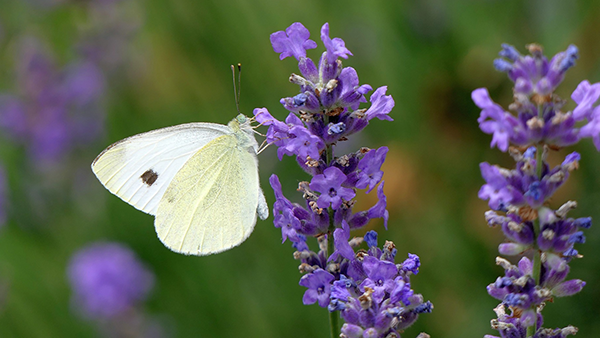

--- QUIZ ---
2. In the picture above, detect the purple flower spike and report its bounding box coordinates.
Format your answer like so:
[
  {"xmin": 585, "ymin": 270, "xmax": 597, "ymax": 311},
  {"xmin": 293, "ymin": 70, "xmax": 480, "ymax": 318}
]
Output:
[
  {"xmin": 270, "ymin": 22, "xmax": 317, "ymax": 61},
  {"xmin": 67, "ymin": 242, "xmax": 154, "ymax": 319},
  {"xmin": 479, "ymin": 43, "xmax": 596, "ymax": 338},
  {"xmin": 299, "ymin": 268, "xmax": 335, "ymax": 307},
  {"xmin": 262, "ymin": 23, "xmax": 430, "ymax": 334},
  {"xmin": 320, "ymin": 23, "xmax": 352, "ymax": 64},
  {"xmin": 310, "ymin": 166, "xmax": 356, "ymax": 210}
]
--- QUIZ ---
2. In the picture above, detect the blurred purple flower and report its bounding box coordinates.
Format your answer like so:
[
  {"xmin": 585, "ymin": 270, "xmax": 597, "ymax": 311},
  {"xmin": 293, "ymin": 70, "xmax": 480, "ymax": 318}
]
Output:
[
  {"xmin": 67, "ymin": 242, "xmax": 154, "ymax": 319},
  {"xmin": 0, "ymin": 38, "xmax": 105, "ymax": 164}
]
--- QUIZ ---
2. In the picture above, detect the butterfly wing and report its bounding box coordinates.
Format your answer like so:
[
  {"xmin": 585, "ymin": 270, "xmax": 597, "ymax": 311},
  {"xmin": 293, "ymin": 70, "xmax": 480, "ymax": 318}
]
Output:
[
  {"xmin": 91, "ymin": 122, "xmax": 231, "ymax": 215},
  {"xmin": 155, "ymin": 132, "xmax": 265, "ymax": 255}
]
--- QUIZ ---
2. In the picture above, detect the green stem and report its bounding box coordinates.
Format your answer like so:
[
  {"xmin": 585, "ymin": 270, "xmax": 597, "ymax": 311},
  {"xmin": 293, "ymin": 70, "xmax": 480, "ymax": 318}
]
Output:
[
  {"xmin": 324, "ymin": 118, "xmax": 339, "ymax": 337},
  {"xmin": 329, "ymin": 315, "xmax": 339, "ymax": 338},
  {"xmin": 327, "ymin": 205, "xmax": 339, "ymax": 338},
  {"xmin": 328, "ymin": 259, "xmax": 339, "ymax": 338},
  {"xmin": 526, "ymin": 143, "xmax": 544, "ymax": 337}
]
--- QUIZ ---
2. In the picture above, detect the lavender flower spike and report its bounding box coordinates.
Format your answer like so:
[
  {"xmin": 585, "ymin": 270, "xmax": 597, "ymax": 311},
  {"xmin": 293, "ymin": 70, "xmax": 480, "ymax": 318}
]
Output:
[
  {"xmin": 260, "ymin": 22, "xmax": 430, "ymax": 337},
  {"xmin": 476, "ymin": 43, "xmax": 593, "ymax": 338},
  {"xmin": 67, "ymin": 242, "xmax": 154, "ymax": 319}
]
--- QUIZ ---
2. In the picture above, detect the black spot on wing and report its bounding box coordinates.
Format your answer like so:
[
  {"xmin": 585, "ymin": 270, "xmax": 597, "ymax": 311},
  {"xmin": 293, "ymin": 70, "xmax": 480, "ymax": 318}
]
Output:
[{"xmin": 140, "ymin": 169, "xmax": 159, "ymax": 186}]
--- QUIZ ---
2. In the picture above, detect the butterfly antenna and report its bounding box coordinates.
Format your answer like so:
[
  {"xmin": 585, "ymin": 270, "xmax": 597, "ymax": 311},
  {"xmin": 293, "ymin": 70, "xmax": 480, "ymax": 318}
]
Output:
[
  {"xmin": 237, "ymin": 63, "xmax": 242, "ymax": 104},
  {"xmin": 231, "ymin": 63, "xmax": 242, "ymax": 114}
]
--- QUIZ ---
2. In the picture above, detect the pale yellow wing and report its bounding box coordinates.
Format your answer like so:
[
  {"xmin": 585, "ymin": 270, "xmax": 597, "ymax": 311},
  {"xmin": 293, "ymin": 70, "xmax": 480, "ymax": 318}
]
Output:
[{"xmin": 155, "ymin": 133, "xmax": 264, "ymax": 255}]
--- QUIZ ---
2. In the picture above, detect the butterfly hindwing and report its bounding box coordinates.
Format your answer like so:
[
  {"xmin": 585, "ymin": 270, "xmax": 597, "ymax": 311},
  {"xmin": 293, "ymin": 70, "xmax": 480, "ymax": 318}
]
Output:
[{"xmin": 155, "ymin": 133, "xmax": 262, "ymax": 255}]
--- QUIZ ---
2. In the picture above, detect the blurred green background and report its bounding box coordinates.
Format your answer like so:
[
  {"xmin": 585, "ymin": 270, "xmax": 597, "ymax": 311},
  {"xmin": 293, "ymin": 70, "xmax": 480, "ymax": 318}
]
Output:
[{"xmin": 1, "ymin": 0, "xmax": 600, "ymax": 337}]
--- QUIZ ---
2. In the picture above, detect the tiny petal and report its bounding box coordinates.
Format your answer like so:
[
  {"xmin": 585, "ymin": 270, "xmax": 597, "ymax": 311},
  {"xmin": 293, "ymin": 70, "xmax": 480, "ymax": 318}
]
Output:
[
  {"xmin": 253, "ymin": 107, "xmax": 277, "ymax": 126},
  {"xmin": 270, "ymin": 22, "xmax": 317, "ymax": 61},
  {"xmin": 401, "ymin": 253, "xmax": 421, "ymax": 275},
  {"xmin": 340, "ymin": 323, "xmax": 363, "ymax": 338},
  {"xmin": 572, "ymin": 80, "xmax": 600, "ymax": 120},
  {"xmin": 364, "ymin": 86, "xmax": 394, "ymax": 121},
  {"xmin": 498, "ymin": 44, "xmax": 521, "ymax": 61},
  {"xmin": 498, "ymin": 242, "xmax": 528, "ymax": 256},
  {"xmin": 473, "ymin": 88, "xmax": 515, "ymax": 152},
  {"xmin": 367, "ymin": 182, "xmax": 389, "ymax": 229},
  {"xmin": 364, "ymin": 231, "xmax": 378, "ymax": 248},
  {"xmin": 574, "ymin": 217, "xmax": 592, "ymax": 229},
  {"xmin": 578, "ymin": 111, "xmax": 600, "ymax": 150},
  {"xmin": 356, "ymin": 146, "xmax": 388, "ymax": 193},
  {"xmin": 320, "ymin": 23, "xmax": 352, "ymax": 64},
  {"xmin": 310, "ymin": 167, "xmax": 356, "ymax": 210},
  {"xmin": 330, "ymin": 220, "xmax": 355, "ymax": 261},
  {"xmin": 552, "ymin": 279, "xmax": 586, "ymax": 297}
]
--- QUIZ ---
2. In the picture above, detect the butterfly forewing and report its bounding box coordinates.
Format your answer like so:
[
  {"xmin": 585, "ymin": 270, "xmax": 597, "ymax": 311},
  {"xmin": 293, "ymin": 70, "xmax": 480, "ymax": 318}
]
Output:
[
  {"xmin": 91, "ymin": 123, "xmax": 231, "ymax": 215},
  {"xmin": 155, "ymin": 133, "xmax": 261, "ymax": 255}
]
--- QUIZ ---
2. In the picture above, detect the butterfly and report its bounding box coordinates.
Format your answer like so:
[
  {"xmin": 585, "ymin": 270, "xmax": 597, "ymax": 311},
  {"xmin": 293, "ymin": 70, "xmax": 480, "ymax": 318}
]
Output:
[{"xmin": 91, "ymin": 114, "xmax": 268, "ymax": 256}]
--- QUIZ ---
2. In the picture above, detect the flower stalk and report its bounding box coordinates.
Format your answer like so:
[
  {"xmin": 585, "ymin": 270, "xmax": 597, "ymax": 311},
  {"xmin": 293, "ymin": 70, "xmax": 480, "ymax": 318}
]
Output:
[
  {"xmin": 257, "ymin": 22, "xmax": 432, "ymax": 337},
  {"xmin": 475, "ymin": 43, "xmax": 596, "ymax": 338}
]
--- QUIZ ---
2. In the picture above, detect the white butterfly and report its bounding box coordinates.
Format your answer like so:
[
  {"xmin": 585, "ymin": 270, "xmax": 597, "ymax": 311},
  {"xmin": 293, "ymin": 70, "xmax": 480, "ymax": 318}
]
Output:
[{"xmin": 91, "ymin": 114, "xmax": 269, "ymax": 256}]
